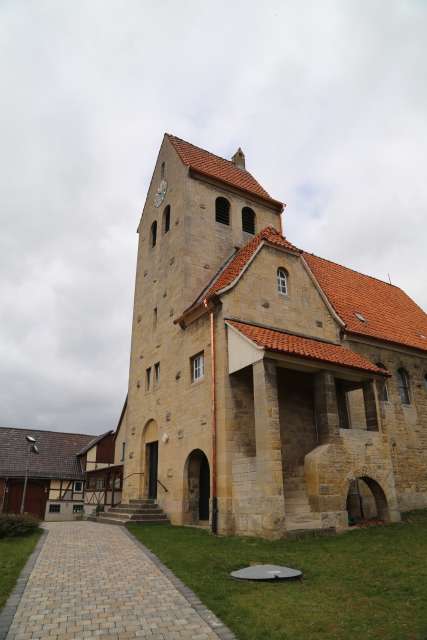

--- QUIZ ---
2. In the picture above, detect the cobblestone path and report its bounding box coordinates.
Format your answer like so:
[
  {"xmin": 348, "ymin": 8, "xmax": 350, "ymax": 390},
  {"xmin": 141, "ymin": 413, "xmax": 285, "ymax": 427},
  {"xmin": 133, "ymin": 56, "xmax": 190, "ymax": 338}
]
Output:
[{"xmin": 6, "ymin": 522, "xmax": 225, "ymax": 640}]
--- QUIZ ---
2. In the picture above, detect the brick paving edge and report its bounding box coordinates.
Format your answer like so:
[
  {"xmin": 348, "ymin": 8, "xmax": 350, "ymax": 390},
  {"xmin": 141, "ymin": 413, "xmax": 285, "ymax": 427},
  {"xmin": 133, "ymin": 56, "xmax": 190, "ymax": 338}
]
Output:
[
  {"xmin": 0, "ymin": 528, "xmax": 48, "ymax": 640},
  {"xmin": 122, "ymin": 526, "xmax": 238, "ymax": 640}
]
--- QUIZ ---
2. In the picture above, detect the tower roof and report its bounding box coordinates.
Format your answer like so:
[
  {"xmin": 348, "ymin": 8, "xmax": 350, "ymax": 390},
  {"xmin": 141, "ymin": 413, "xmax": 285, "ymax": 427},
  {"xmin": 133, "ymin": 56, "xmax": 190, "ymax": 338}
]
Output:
[{"xmin": 166, "ymin": 134, "xmax": 283, "ymax": 211}]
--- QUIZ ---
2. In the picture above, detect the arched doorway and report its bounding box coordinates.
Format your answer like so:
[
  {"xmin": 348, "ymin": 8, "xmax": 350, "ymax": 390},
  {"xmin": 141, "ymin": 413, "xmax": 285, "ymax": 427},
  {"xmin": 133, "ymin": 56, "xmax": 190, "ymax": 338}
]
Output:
[
  {"xmin": 346, "ymin": 476, "xmax": 390, "ymax": 525},
  {"xmin": 184, "ymin": 449, "xmax": 210, "ymax": 524}
]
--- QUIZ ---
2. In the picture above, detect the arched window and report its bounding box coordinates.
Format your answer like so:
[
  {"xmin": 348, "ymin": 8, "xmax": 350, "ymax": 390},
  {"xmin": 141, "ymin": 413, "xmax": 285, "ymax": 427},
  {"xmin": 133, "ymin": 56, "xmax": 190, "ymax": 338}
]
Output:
[
  {"xmin": 242, "ymin": 207, "xmax": 255, "ymax": 234},
  {"xmin": 277, "ymin": 267, "xmax": 288, "ymax": 296},
  {"xmin": 215, "ymin": 197, "xmax": 230, "ymax": 225},
  {"xmin": 397, "ymin": 368, "xmax": 410, "ymax": 404},
  {"xmin": 150, "ymin": 221, "xmax": 157, "ymax": 247},
  {"xmin": 163, "ymin": 205, "xmax": 171, "ymax": 234},
  {"xmin": 376, "ymin": 363, "xmax": 389, "ymax": 402}
]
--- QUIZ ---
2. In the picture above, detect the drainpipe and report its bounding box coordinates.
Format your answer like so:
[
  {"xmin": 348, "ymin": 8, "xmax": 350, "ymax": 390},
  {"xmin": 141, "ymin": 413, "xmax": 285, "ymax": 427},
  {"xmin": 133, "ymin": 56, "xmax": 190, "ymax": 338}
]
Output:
[{"xmin": 204, "ymin": 299, "xmax": 218, "ymax": 534}]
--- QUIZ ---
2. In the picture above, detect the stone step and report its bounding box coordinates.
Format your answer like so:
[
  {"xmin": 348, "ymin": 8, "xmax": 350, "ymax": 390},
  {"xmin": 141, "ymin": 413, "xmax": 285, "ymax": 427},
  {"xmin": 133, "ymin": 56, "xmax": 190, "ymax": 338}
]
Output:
[
  {"xmin": 92, "ymin": 514, "xmax": 170, "ymax": 526},
  {"xmin": 129, "ymin": 499, "xmax": 155, "ymax": 505},
  {"xmin": 109, "ymin": 506, "xmax": 164, "ymax": 515}
]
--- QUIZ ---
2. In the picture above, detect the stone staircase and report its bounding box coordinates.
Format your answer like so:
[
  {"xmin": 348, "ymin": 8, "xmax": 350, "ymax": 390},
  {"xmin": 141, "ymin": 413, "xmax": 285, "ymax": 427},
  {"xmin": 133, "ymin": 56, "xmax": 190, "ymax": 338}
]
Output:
[
  {"xmin": 284, "ymin": 466, "xmax": 323, "ymax": 535},
  {"xmin": 91, "ymin": 499, "xmax": 169, "ymax": 526}
]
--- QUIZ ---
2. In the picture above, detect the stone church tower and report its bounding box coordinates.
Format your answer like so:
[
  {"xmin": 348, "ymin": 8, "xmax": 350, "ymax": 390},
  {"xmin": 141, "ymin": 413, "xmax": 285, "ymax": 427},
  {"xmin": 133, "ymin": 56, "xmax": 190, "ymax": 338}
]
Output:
[{"xmin": 104, "ymin": 133, "xmax": 427, "ymax": 539}]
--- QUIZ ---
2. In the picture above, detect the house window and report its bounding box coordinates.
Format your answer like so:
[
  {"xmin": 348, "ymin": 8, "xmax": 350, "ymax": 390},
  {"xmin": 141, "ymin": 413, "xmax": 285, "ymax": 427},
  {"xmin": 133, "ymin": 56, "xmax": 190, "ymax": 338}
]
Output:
[
  {"xmin": 150, "ymin": 221, "xmax": 157, "ymax": 247},
  {"xmin": 215, "ymin": 197, "xmax": 230, "ymax": 225},
  {"xmin": 73, "ymin": 504, "xmax": 83, "ymax": 513},
  {"xmin": 191, "ymin": 352, "xmax": 205, "ymax": 383},
  {"xmin": 242, "ymin": 207, "xmax": 255, "ymax": 234},
  {"xmin": 121, "ymin": 442, "xmax": 126, "ymax": 462},
  {"xmin": 277, "ymin": 267, "xmax": 288, "ymax": 296},
  {"xmin": 49, "ymin": 504, "xmax": 60, "ymax": 513},
  {"xmin": 87, "ymin": 476, "xmax": 96, "ymax": 489},
  {"xmin": 397, "ymin": 368, "xmax": 411, "ymax": 404},
  {"xmin": 96, "ymin": 478, "xmax": 105, "ymax": 490},
  {"xmin": 163, "ymin": 205, "xmax": 171, "ymax": 234},
  {"xmin": 146, "ymin": 367, "xmax": 152, "ymax": 391},
  {"xmin": 74, "ymin": 481, "xmax": 83, "ymax": 493},
  {"xmin": 376, "ymin": 363, "xmax": 389, "ymax": 402},
  {"xmin": 154, "ymin": 362, "xmax": 160, "ymax": 386}
]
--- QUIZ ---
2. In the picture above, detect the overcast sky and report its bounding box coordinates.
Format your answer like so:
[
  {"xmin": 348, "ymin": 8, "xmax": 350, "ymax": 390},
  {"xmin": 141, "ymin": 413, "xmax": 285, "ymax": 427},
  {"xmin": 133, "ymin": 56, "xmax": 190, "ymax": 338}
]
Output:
[{"xmin": 1, "ymin": 1, "xmax": 426, "ymax": 435}]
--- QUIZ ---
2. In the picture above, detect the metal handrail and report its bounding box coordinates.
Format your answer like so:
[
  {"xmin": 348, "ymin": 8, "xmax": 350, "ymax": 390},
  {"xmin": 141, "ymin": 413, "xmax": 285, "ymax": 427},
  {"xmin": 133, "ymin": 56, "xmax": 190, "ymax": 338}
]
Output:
[
  {"xmin": 122, "ymin": 472, "xmax": 144, "ymax": 482},
  {"xmin": 157, "ymin": 479, "xmax": 168, "ymax": 493}
]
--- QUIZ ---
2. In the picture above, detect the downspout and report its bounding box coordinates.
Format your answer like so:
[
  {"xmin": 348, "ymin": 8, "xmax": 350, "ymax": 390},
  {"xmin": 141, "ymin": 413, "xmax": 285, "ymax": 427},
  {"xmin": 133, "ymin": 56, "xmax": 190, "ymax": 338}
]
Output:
[{"xmin": 204, "ymin": 299, "xmax": 218, "ymax": 534}]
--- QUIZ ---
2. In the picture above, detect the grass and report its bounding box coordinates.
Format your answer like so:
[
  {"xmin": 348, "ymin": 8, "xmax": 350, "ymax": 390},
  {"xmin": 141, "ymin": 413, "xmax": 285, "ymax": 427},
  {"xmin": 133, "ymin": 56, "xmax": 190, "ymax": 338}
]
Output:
[
  {"xmin": 129, "ymin": 511, "xmax": 427, "ymax": 640},
  {"xmin": 0, "ymin": 531, "xmax": 42, "ymax": 610}
]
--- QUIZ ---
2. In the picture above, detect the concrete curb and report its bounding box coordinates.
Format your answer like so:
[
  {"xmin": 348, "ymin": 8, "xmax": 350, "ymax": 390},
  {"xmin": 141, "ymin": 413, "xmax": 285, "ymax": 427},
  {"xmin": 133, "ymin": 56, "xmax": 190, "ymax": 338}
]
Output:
[
  {"xmin": 123, "ymin": 526, "xmax": 237, "ymax": 640},
  {"xmin": 0, "ymin": 528, "xmax": 48, "ymax": 640}
]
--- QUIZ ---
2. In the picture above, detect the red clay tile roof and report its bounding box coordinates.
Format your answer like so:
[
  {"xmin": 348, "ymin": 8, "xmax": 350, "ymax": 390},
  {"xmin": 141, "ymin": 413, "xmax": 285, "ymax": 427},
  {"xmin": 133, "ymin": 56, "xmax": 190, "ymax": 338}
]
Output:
[
  {"xmin": 166, "ymin": 135, "xmax": 283, "ymax": 209},
  {"xmin": 227, "ymin": 320, "xmax": 387, "ymax": 375},
  {"xmin": 303, "ymin": 253, "xmax": 427, "ymax": 353},
  {"xmin": 204, "ymin": 226, "xmax": 300, "ymax": 300}
]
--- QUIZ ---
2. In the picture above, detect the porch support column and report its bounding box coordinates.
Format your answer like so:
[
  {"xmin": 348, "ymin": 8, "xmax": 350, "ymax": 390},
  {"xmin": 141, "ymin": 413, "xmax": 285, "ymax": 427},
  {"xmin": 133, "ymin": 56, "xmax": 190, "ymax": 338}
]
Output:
[
  {"xmin": 252, "ymin": 358, "xmax": 285, "ymax": 538},
  {"xmin": 314, "ymin": 371, "xmax": 340, "ymax": 443},
  {"xmin": 363, "ymin": 380, "xmax": 379, "ymax": 431}
]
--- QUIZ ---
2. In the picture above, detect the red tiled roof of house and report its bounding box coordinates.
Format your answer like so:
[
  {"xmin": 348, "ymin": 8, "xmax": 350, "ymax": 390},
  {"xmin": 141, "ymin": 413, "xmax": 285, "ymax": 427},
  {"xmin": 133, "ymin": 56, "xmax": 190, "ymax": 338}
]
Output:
[
  {"xmin": 303, "ymin": 253, "xmax": 427, "ymax": 353},
  {"xmin": 204, "ymin": 226, "xmax": 300, "ymax": 300},
  {"xmin": 227, "ymin": 320, "xmax": 387, "ymax": 375},
  {"xmin": 166, "ymin": 135, "xmax": 283, "ymax": 209}
]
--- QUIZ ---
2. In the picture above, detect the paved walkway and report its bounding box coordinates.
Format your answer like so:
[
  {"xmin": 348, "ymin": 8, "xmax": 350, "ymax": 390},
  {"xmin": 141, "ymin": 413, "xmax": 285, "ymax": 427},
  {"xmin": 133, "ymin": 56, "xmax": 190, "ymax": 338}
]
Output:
[{"xmin": 5, "ymin": 522, "xmax": 229, "ymax": 640}]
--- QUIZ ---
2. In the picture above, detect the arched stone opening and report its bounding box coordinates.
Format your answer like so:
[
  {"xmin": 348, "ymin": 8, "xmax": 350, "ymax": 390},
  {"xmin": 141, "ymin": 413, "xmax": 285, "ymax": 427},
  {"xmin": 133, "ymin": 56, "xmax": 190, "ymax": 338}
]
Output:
[
  {"xmin": 346, "ymin": 476, "xmax": 390, "ymax": 525},
  {"xmin": 183, "ymin": 449, "xmax": 210, "ymax": 525},
  {"xmin": 142, "ymin": 419, "xmax": 159, "ymax": 500}
]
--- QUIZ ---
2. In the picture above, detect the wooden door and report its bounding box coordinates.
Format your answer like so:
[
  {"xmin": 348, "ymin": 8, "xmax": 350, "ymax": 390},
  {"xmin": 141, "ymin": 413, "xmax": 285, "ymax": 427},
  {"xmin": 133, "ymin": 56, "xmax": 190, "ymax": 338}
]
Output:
[
  {"xmin": 147, "ymin": 442, "xmax": 158, "ymax": 500},
  {"xmin": 6, "ymin": 480, "xmax": 48, "ymax": 519}
]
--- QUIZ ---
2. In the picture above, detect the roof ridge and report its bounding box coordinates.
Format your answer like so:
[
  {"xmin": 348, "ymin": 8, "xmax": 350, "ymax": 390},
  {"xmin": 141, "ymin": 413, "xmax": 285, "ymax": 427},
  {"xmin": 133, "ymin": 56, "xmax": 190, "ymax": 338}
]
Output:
[
  {"xmin": 303, "ymin": 250, "xmax": 400, "ymax": 289},
  {"xmin": 166, "ymin": 133, "xmax": 248, "ymax": 173},
  {"xmin": 0, "ymin": 425, "xmax": 94, "ymax": 437}
]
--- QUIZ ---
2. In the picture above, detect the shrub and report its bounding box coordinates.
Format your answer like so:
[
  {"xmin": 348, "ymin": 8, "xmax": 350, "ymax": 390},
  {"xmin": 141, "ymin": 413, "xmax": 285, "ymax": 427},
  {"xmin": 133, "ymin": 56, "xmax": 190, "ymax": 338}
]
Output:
[{"xmin": 0, "ymin": 513, "xmax": 41, "ymax": 538}]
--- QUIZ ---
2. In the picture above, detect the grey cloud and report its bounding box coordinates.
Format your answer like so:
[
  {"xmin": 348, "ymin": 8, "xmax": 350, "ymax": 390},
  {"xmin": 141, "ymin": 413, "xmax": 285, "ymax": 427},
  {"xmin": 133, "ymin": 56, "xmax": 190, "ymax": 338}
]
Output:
[{"xmin": 0, "ymin": 0, "xmax": 426, "ymax": 433}]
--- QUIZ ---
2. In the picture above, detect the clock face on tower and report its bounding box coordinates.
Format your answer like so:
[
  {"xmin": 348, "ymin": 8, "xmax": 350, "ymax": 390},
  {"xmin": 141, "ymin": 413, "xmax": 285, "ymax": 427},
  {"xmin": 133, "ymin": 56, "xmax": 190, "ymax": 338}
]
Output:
[{"xmin": 154, "ymin": 179, "xmax": 168, "ymax": 208}]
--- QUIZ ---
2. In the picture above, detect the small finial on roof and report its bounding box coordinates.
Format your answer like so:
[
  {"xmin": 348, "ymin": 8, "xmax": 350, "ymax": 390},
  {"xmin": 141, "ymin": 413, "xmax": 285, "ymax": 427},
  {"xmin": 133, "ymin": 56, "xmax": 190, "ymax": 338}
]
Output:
[{"xmin": 231, "ymin": 147, "xmax": 245, "ymax": 170}]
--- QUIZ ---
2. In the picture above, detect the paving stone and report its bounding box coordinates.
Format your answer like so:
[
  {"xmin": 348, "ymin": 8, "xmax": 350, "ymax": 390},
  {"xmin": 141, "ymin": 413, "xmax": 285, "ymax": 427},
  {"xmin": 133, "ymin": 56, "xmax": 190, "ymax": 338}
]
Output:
[{"xmin": 4, "ymin": 522, "xmax": 232, "ymax": 640}]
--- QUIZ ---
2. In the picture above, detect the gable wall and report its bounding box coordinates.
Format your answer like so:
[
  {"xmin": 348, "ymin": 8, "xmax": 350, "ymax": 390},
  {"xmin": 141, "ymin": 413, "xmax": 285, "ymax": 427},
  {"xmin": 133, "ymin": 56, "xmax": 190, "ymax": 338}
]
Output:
[{"xmin": 221, "ymin": 245, "xmax": 340, "ymax": 343}]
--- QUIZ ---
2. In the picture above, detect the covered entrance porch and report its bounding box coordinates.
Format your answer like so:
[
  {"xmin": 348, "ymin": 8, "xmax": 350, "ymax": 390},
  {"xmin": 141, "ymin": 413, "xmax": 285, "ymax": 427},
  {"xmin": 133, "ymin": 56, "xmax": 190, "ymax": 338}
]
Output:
[{"xmin": 227, "ymin": 320, "xmax": 400, "ymax": 538}]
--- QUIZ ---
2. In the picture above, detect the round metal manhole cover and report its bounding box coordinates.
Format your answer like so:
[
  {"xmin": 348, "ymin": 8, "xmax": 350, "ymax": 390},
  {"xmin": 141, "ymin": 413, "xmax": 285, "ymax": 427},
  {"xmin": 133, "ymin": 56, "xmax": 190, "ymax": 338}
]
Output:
[{"xmin": 230, "ymin": 564, "xmax": 302, "ymax": 581}]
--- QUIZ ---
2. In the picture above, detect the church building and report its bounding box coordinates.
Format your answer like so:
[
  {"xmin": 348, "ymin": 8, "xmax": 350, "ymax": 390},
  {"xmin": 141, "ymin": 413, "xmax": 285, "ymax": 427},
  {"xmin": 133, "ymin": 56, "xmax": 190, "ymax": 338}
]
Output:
[{"xmin": 100, "ymin": 134, "xmax": 427, "ymax": 538}]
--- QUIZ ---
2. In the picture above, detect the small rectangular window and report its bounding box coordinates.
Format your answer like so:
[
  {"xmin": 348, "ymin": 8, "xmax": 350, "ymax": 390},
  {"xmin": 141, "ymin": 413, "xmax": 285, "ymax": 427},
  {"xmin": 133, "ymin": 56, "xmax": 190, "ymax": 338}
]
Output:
[
  {"xmin": 146, "ymin": 367, "xmax": 152, "ymax": 391},
  {"xmin": 121, "ymin": 442, "xmax": 126, "ymax": 462},
  {"xmin": 96, "ymin": 478, "xmax": 105, "ymax": 490},
  {"xmin": 74, "ymin": 481, "xmax": 82, "ymax": 493},
  {"xmin": 154, "ymin": 362, "xmax": 160, "ymax": 386},
  {"xmin": 191, "ymin": 352, "xmax": 205, "ymax": 383},
  {"xmin": 73, "ymin": 504, "xmax": 83, "ymax": 513},
  {"xmin": 49, "ymin": 503, "xmax": 60, "ymax": 513}
]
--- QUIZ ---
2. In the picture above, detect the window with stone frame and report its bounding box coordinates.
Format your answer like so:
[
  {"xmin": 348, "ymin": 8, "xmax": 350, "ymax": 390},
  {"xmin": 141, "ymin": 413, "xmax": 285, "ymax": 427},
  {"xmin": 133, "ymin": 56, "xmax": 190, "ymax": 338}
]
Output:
[
  {"xmin": 191, "ymin": 352, "xmax": 204, "ymax": 383},
  {"xmin": 163, "ymin": 205, "xmax": 171, "ymax": 234},
  {"xmin": 215, "ymin": 197, "xmax": 230, "ymax": 225},
  {"xmin": 150, "ymin": 221, "xmax": 157, "ymax": 247},
  {"xmin": 242, "ymin": 207, "xmax": 255, "ymax": 234},
  {"xmin": 277, "ymin": 267, "xmax": 288, "ymax": 296},
  {"xmin": 376, "ymin": 363, "xmax": 389, "ymax": 402},
  {"xmin": 397, "ymin": 368, "xmax": 411, "ymax": 404}
]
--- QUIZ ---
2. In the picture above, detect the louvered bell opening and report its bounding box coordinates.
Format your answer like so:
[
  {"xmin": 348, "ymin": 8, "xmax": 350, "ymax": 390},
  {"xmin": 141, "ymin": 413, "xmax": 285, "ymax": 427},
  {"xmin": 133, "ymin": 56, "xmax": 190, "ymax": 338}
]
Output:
[
  {"xmin": 215, "ymin": 197, "xmax": 230, "ymax": 225},
  {"xmin": 242, "ymin": 207, "xmax": 255, "ymax": 234}
]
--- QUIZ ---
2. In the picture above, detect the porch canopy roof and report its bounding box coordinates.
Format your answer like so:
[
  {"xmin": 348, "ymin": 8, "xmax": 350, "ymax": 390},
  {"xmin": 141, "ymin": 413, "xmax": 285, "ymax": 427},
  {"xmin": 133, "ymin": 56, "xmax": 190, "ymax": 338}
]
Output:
[{"xmin": 226, "ymin": 320, "xmax": 388, "ymax": 378}]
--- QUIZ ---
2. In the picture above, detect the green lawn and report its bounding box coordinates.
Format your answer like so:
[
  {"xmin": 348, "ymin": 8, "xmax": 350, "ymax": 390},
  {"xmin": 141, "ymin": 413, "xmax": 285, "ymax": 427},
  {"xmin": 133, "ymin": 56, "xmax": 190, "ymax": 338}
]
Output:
[
  {"xmin": 129, "ymin": 512, "xmax": 427, "ymax": 640},
  {"xmin": 0, "ymin": 531, "xmax": 42, "ymax": 610}
]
